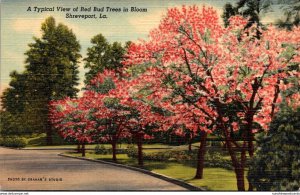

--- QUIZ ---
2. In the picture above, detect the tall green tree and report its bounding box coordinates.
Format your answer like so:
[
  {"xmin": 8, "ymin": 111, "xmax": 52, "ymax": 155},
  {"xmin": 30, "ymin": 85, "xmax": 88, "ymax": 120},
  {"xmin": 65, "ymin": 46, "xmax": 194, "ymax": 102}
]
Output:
[
  {"xmin": 222, "ymin": 0, "xmax": 272, "ymax": 38},
  {"xmin": 1, "ymin": 71, "xmax": 28, "ymax": 114},
  {"xmin": 84, "ymin": 34, "xmax": 128, "ymax": 83},
  {"xmin": 26, "ymin": 16, "xmax": 81, "ymax": 144},
  {"xmin": 1, "ymin": 71, "xmax": 45, "ymax": 135},
  {"xmin": 0, "ymin": 111, "xmax": 25, "ymax": 135},
  {"xmin": 248, "ymin": 106, "xmax": 300, "ymax": 191},
  {"xmin": 223, "ymin": 3, "xmax": 238, "ymax": 27},
  {"xmin": 276, "ymin": 0, "xmax": 300, "ymax": 30},
  {"xmin": 1, "ymin": 17, "xmax": 81, "ymax": 144}
]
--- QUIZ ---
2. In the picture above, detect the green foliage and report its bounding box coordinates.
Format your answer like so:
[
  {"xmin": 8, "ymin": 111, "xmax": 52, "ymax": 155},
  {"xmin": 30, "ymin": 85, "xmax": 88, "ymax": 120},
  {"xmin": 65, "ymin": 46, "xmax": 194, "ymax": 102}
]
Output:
[
  {"xmin": 88, "ymin": 77, "xmax": 116, "ymax": 94},
  {"xmin": 248, "ymin": 106, "xmax": 300, "ymax": 191},
  {"xmin": 204, "ymin": 150, "xmax": 233, "ymax": 170},
  {"xmin": 0, "ymin": 111, "xmax": 25, "ymax": 135},
  {"xmin": 94, "ymin": 144, "xmax": 128, "ymax": 154},
  {"xmin": 224, "ymin": 0, "xmax": 299, "ymax": 31},
  {"xmin": 25, "ymin": 16, "xmax": 81, "ymax": 99},
  {"xmin": 1, "ymin": 17, "xmax": 81, "ymax": 140},
  {"xmin": 223, "ymin": 3, "xmax": 237, "ymax": 27},
  {"xmin": 222, "ymin": 0, "xmax": 272, "ymax": 38},
  {"xmin": 84, "ymin": 34, "xmax": 129, "ymax": 83},
  {"xmin": 0, "ymin": 136, "xmax": 27, "ymax": 148},
  {"xmin": 95, "ymin": 144, "xmax": 109, "ymax": 154},
  {"xmin": 1, "ymin": 71, "xmax": 28, "ymax": 114},
  {"xmin": 126, "ymin": 148, "xmax": 233, "ymax": 170},
  {"xmin": 25, "ymin": 133, "xmax": 67, "ymax": 146},
  {"xmin": 276, "ymin": 0, "xmax": 300, "ymax": 30}
]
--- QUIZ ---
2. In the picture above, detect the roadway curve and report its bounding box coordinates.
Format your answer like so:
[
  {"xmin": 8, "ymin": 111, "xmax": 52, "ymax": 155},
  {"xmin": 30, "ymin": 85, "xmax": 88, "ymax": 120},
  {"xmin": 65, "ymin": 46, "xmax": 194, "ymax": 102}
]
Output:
[{"xmin": 0, "ymin": 147, "xmax": 187, "ymax": 191}]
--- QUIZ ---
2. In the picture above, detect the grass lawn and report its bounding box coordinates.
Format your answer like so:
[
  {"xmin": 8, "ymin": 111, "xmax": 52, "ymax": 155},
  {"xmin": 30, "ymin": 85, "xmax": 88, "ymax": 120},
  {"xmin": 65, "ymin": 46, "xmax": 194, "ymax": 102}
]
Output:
[
  {"xmin": 25, "ymin": 133, "xmax": 67, "ymax": 146},
  {"xmin": 25, "ymin": 135, "xmax": 174, "ymax": 150},
  {"xmin": 152, "ymin": 164, "xmax": 241, "ymax": 191},
  {"xmin": 25, "ymin": 143, "xmax": 171, "ymax": 150},
  {"xmin": 66, "ymin": 150, "xmax": 248, "ymax": 191}
]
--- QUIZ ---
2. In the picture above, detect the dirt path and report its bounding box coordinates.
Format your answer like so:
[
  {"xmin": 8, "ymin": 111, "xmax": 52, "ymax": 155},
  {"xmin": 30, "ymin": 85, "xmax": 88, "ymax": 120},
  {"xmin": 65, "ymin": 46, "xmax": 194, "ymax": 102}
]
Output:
[{"xmin": 0, "ymin": 147, "xmax": 187, "ymax": 191}]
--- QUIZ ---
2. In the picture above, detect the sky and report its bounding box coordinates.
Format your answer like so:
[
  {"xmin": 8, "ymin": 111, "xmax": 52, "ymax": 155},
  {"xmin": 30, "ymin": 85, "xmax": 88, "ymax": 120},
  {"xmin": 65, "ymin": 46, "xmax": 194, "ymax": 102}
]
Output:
[{"xmin": 0, "ymin": 0, "xmax": 284, "ymax": 97}]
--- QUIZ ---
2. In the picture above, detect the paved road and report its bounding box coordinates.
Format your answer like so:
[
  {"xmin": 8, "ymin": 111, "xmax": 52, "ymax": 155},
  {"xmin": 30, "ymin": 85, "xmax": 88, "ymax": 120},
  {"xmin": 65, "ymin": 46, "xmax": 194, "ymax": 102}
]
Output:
[{"xmin": 0, "ymin": 147, "xmax": 187, "ymax": 191}]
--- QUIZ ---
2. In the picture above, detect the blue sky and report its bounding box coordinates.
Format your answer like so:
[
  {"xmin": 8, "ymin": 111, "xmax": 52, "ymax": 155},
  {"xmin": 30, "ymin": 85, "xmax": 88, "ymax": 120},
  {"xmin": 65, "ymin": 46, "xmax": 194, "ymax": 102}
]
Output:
[{"xmin": 0, "ymin": 0, "xmax": 283, "ymax": 96}]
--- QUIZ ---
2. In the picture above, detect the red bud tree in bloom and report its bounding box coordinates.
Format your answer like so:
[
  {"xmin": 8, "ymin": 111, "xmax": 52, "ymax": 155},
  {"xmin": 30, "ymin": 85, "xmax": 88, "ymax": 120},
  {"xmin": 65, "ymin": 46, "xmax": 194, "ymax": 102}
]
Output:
[
  {"xmin": 83, "ymin": 70, "xmax": 131, "ymax": 162},
  {"xmin": 82, "ymin": 70, "xmax": 162, "ymax": 164},
  {"xmin": 131, "ymin": 67, "xmax": 213, "ymax": 178},
  {"xmin": 50, "ymin": 98, "xmax": 95, "ymax": 157},
  {"xmin": 123, "ymin": 6, "xmax": 300, "ymax": 191},
  {"xmin": 103, "ymin": 73, "xmax": 165, "ymax": 166},
  {"xmin": 50, "ymin": 71, "xmax": 130, "ymax": 160}
]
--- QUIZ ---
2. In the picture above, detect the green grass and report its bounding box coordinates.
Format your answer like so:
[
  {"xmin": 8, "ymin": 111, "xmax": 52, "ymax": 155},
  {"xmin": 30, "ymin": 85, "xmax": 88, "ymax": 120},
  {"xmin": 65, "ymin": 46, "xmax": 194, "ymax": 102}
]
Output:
[
  {"xmin": 151, "ymin": 164, "xmax": 241, "ymax": 191},
  {"xmin": 25, "ymin": 133, "xmax": 67, "ymax": 146},
  {"xmin": 142, "ymin": 143, "xmax": 172, "ymax": 149},
  {"xmin": 66, "ymin": 151, "xmax": 138, "ymax": 166},
  {"xmin": 66, "ymin": 150, "xmax": 247, "ymax": 191},
  {"xmin": 25, "ymin": 141, "xmax": 172, "ymax": 150},
  {"xmin": 71, "ymin": 152, "xmax": 129, "ymax": 160},
  {"xmin": 26, "ymin": 144, "xmax": 95, "ymax": 149}
]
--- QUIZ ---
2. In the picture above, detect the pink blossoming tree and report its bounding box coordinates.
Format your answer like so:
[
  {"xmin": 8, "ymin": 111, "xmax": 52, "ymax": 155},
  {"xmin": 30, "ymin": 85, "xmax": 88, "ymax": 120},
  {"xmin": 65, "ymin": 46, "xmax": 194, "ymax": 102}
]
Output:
[{"xmin": 123, "ymin": 6, "xmax": 300, "ymax": 191}]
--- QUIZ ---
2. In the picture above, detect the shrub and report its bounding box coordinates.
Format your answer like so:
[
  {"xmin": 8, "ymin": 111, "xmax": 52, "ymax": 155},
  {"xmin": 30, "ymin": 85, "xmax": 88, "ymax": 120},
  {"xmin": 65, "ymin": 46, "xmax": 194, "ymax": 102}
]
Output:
[
  {"xmin": 95, "ymin": 144, "xmax": 108, "ymax": 154},
  {"xmin": 95, "ymin": 144, "xmax": 128, "ymax": 155},
  {"xmin": 126, "ymin": 146, "xmax": 139, "ymax": 158},
  {"xmin": 126, "ymin": 147, "xmax": 233, "ymax": 170},
  {"xmin": 204, "ymin": 151, "xmax": 233, "ymax": 170},
  {"xmin": 144, "ymin": 152, "xmax": 171, "ymax": 161},
  {"xmin": 0, "ymin": 136, "xmax": 27, "ymax": 148},
  {"xmin": 248, "ymin": 106, "xmax": 300, "ymax": 191},
  {"xmin": 210, "ymin": 140, "xmax": 223, "ymax": 148}
]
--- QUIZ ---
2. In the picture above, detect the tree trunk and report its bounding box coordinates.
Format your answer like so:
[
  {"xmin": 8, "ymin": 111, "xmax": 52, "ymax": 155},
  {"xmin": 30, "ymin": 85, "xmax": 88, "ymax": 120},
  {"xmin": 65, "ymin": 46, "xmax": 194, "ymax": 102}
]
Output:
[
  {"xmin": 228, "ymin": 146, "xmax": 246, "ymax": 191},
  {"xmin": 46, "ymin": 122, "xmax": 53, "ymax": 145},
  {"xmin": 246, "ymin": 114, "xmax": 255, "ymax": 191},
  {"xmin": 194, "ymin": 131, "xmax": 207, "ymax": 179},
  {"xmin": 188, "ymin": 139, "xmax": 192, "ymax": 151},
  {"xmin": 222, "ymin": 141, "xmax": 227, "ymax": 150},
  {"xmin": 81, "ymin": 143, "xmax": 85, "ymax": 157},
  {"xmin": 216, "ymin": 101, "xmax": 247, "ymax": 191},
  {"xmin": 166, "ymin": 132, "xmax": 171, "ymax": 144},
  {"xmin": 248, "ymin": 132, "xmax": 254, "ymax": 191},
  {"xmin": 136, "ymin": 134, "xmax": 144, "ymax": 167},
  {"xmin": 77, "ymin": 144, "xmax": 81, "ymax": 153},
  {"xmin": 111, "ymin": 141, "xmax": 117, "ymax": 162},
  {"xmin": 248, "ymin": 179, "xmax": 254, "ymax": 191},
  {"xmin": 224, "ymin": 126, "xmax": 246, "ymax": 191},
  {"xmin": 235, "ymin": 167, "xmax": 246, "ymax": 191}
]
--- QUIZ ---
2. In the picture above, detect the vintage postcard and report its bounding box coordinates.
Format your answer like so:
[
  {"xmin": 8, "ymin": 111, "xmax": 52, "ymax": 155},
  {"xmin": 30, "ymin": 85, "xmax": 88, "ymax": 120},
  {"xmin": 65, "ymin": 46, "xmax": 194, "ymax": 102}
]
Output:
[{"xmin": 1, "ymin": 0, "xmax": 299, "ymax": 193}]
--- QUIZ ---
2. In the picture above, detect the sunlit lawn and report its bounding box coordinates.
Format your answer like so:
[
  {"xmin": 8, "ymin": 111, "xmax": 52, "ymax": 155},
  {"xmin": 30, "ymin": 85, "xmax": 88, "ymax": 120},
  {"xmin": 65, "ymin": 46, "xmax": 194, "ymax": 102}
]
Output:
[{"xmin": 153, "ymin": 164, "xmax": 242, "ymax": 191}]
